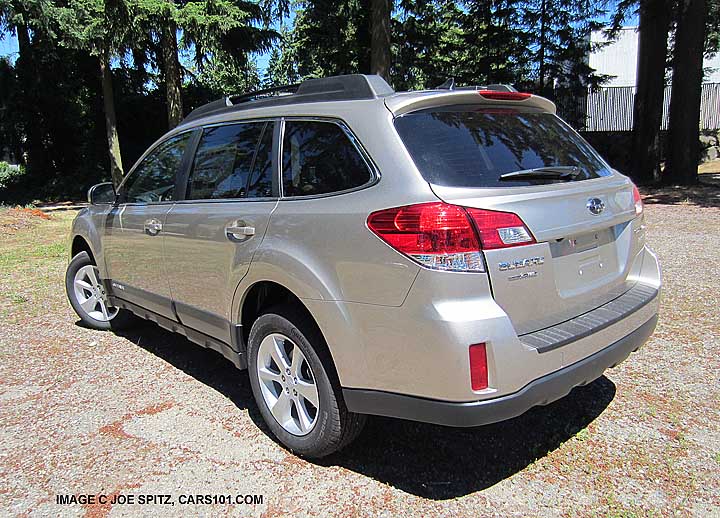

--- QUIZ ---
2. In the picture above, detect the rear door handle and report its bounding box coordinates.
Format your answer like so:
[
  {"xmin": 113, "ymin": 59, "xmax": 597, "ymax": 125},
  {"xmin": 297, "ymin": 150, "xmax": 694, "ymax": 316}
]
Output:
[
  {"xmin": 225, "ymin": 224, "xmax": 255, "ymax": 239},
  {"xmin": 144, "ymin": 219, "xmax": 163, "ymax": 235}
]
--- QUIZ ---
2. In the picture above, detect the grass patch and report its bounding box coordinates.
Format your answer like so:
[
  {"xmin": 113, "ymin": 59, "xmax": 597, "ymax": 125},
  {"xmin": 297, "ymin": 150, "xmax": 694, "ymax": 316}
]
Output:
[
  {"xmin": 575, "ymin": 428, "xmax": 590, "ymax": 442},
  {"xmin": 0, "ymin": 209, "xmax": 76, "ymax": 320},
  {"xmin": 7, "ymin": 293, "xmax": 28, "ymax": 304},
  {"xmin": 0, "ymin": 242, "xmax": 66, "ymax": 266}
]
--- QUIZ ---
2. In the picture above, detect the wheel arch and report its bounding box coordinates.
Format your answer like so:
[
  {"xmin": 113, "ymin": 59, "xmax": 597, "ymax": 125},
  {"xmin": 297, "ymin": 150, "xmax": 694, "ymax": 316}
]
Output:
[
  {"xmin": 71, "ymin": 235, "xmax": 95, "ymax": 263},
  {"xmin": 237, "ymin": 280, "xmax": 343, "ymax": 384}
]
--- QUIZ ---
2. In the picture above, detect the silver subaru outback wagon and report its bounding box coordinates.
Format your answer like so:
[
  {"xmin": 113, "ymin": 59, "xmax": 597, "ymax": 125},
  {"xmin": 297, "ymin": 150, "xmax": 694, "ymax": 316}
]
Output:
[{"xmin": 66, "ymin": 74, "xmax": 661, "ymax": 458}]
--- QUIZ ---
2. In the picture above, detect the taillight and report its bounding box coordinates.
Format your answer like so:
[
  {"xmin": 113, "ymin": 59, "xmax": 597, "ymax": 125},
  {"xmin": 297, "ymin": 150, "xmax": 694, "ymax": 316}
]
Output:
[
  {"xmin": 632, "ymin": 185, "xmax": 643, "ymax": 217},
  {"xmin": 477, "ymin": 91, "xmax": 532, "ymax": 101},
  {"xmin": 466, "ymin": 208, "xmax": 535, "ymax": 249},
  {"xmin": 367, "ymin": 202, "xmax": 483, "ymax": 272},
  {"xmin": 469, "ymin": 343, "xmax": 488, "ymax": 391},
  {"xmin": 367, "ymin": 202, "xmax": 535, "ymax": 271}
]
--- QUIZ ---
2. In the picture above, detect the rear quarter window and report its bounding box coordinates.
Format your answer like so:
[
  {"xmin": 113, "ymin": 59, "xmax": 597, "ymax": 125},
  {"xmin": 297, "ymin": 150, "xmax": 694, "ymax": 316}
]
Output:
[
  {"xmin": 281, "ymin": 120, "xmax": 373, "ymax": 197},
  {"xmin": 394, "ymin": 106, "xmax": 612, "ymax": 188}
]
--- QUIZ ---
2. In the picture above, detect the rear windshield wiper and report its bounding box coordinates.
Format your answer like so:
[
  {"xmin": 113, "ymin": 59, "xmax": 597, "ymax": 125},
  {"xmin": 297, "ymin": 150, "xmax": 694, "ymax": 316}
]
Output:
[{"xmin": 499, "ymin": 166, "xmax": 580, "ymax": 181}]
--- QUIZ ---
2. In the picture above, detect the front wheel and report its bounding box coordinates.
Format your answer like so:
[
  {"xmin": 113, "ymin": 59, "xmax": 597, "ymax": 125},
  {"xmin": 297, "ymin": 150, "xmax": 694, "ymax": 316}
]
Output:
[
  {"xmin": 247, "ymin": 305, "xmax": 366, "ymax": 458},
  {"xmin": 65, "ymin": 251, "xmax": 132, "ymax": 330}
]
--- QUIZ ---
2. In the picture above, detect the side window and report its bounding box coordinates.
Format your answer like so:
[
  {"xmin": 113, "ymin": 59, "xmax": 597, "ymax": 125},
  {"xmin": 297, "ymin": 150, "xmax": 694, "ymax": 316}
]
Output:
[
  {"xmin": 123, "ymin": 133, "xmax": 191, "ymax": 203},
  {"xmin": 281, "ymin": 121, "xmax": 372, "ymax": 197},
  {"xmin": 187, "ymin": 122, "xmax": 266, "ymax": 200},
  {"xmin": 247, "ymin": 123, "xmax": 274, "ymax": 198}
]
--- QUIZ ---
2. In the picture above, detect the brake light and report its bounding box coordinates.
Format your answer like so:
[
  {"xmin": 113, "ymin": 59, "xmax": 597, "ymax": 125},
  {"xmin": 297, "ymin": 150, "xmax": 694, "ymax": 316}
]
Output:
[
  {"xmin": 469, "ymin": 343, "xmax": 488, "ymax": 391},
  {"xmin": 466, "ymin": 208, "xmax": 536, "ymax": 249},
  {"xmin": 477, "ymin": 91, "xmax": 532, "ymax": 101},
  {"xmin": 367, "ymin": 202, "xmax": 536, "ymax": 271},
  {"xmin": 367, "ymin": 202, "xmax": 483, "ymax": 271},
  {"xmin": 632, "ymin": 185, "xmax": 643, "ymax": 217}
]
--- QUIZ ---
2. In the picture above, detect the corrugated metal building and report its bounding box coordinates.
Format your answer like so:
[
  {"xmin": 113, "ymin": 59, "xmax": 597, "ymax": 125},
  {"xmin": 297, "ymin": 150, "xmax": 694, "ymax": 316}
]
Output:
[{"xmin": 579, "ymin": 27, "xmax": 720, "ymax": 131}]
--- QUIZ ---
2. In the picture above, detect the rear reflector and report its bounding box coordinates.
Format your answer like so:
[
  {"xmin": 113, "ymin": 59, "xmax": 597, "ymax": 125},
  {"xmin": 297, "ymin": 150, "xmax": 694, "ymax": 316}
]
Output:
[
  {"xmin": 469, "ymin": 343, "xmax": 488, "ymax": 391},
  {"xmin": 367, "ymin": 202, "xmax": 535, "ymax": 271},
  {"xmin": 632, "ymin": 185, "xmax": 643, "ymax": 216},
  {"xmin": 477, "ymin": 91, "xmax": 532, "ymax": 101}
]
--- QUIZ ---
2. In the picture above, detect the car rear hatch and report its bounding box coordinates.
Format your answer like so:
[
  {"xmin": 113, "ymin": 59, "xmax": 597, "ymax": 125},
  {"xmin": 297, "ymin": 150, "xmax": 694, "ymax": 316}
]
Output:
[{"xmin": 391, "ymin": 94, "xmax": 644, "ymax": 334}]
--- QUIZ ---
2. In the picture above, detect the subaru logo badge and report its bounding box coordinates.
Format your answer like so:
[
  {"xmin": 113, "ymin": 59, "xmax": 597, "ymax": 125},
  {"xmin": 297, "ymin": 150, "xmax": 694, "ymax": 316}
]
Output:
[{"xmin": 587, "ymin": 198, "xmax": 605, "ymax": 215}]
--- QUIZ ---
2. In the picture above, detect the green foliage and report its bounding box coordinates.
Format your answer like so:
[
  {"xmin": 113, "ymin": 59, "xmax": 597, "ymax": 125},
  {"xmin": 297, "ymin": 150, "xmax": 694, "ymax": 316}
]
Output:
[
  {"xmin": 53, "ymin": 0, "xmax": 140, "ymax": 57},
  {"xmin": 392, "ymin": 0, "xmax": 466, "ymax": 90},
  {"xmin": 274, "ymin": 0, "xmax": 611, "ymax": 98},
  {"xmin": 191, "ymin": 58, "xmax": 262, "ymax": 96},
  {"xmin": 458, "ymin": 0, "xmax": 532, "ymax": 87},
  {"xmin": 707, "ymin": 0, "xmax": 720, "ymax": 55},
  {"xmin": 264, "ymin": 26, "xmax": 300, "ymax": 86},
  {"xmin": 178, "ymin": 0, "xmax": 276, "ymax": 69},
  {"xmin": 7, "ymin": 0, "xmax": 707, "ymax": 197},
  {"xmin": 290, "ymin": 0, "xmax": 370, "ymax": 79},
  {"xmin": 0, "ymin": 162, "xmax": 25, "ymax": 192}
]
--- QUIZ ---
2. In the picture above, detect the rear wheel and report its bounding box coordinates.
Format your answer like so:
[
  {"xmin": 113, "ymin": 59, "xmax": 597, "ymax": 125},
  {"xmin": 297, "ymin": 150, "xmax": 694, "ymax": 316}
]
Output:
[
  {"xmin": 247, "ymin": 305, "xmax": 366, "ymax": 458},
  {"xmin": 65, "ymin": 251, "xmax": 132, "ymax": 330}
]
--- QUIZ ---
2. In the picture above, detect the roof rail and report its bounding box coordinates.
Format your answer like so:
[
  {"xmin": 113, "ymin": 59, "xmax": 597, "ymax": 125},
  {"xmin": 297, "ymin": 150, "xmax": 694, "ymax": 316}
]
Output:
[
  {"xmin": 182, "ymin": 74, "xmax": 394, "ymax": 124},
  {"xmin": 228, "ymin": 83, "xmax": 300, "ymax": 105}
]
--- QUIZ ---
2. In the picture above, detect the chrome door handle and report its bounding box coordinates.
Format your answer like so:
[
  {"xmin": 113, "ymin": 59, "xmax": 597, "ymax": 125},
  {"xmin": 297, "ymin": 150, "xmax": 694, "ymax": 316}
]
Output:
[
  {"xmin": 225, "ymin": 225, "xmax": 255, "ymax": 239},
  {"xmin": 144, "ymin": 219, "xmax": 163, "ymax": 235}
]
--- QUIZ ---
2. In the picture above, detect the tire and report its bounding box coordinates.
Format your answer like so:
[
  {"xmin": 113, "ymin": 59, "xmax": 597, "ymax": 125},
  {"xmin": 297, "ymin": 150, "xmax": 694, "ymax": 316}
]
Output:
[
  {"xmin": 247, "ymin": 304, "xmax": 366, "ymax": 458},
  {"xmin": 65, "ymin": 251, "xmax": 133, "ymax": 331}
]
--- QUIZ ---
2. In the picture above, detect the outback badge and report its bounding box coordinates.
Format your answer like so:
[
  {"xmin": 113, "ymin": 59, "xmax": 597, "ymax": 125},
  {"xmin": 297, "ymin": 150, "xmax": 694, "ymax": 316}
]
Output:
[{"xmin": 498, "ymin": 256, "xmax": 545, "ymax": 271}]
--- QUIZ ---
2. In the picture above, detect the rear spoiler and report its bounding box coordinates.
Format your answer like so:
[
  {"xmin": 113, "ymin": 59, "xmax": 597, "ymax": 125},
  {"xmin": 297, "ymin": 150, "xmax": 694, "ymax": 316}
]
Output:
[{"xmin": 385, "ymin": 90, "xmax": 556, "ymax": 117}]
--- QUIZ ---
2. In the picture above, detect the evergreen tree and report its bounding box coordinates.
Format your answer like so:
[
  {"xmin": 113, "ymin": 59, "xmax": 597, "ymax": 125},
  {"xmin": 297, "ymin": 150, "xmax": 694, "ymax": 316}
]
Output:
[
  {"xmin": 459, "ymin": 0, "xmax": 531, "ymax": 86},
  {"xmin": 264, "ymin": 26, "xmax": 300, "ymax": 86},
  {"xmin": 392, "ymin": 0, "xmax": 465, "ymax": 90},
  {"xmin": 290, "ymin": 0, "xmax": 370, "ymax": 78},
  {"xmin": 53, "ymin": 0, "xmax": 141, "ymax": 186}
]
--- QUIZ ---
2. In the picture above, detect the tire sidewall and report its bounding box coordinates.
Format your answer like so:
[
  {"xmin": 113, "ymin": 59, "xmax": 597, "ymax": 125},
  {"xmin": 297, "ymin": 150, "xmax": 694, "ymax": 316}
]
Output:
[
  {"xmin": 65, "ymin": 252, "xmax": 114, "ymax": 331},
  {"xmin": 247, "ymin": 311, "xmax": 339, "ymax": 456}
]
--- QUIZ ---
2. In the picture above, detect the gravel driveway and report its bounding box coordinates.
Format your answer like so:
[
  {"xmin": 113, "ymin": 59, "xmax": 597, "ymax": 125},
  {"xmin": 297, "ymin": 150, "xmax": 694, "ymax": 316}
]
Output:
[{"xmin": 0, "ymin": 199, "xmax": 718, "ymax": 517}]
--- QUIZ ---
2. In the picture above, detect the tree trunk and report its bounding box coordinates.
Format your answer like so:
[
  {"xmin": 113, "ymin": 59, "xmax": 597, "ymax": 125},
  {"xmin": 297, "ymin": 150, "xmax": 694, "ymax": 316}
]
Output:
[
  {"xmin": 369, "ymin": 0, "xmax": 392, "ymax": 81},
  {"xmin": 14, "ymin": 17, "xmax": 46, "ymax": 175},
  {"xmin": 99, "ymin": 54, "xmax": 124, "ymax": 187},
  {"xmin": 538, "ymin": 0, "xmax": 547, "ymax": 92},
  {"xmin": 161, "ymin": 20, "xmax": 183, "ymax": 129},
  {"xmin": 665, "ymin": 0, "xmax": 707, "ymax": 185},
  {"xmin": 630, "ymin": 0, "xmax": 670, "ymax": 184}
]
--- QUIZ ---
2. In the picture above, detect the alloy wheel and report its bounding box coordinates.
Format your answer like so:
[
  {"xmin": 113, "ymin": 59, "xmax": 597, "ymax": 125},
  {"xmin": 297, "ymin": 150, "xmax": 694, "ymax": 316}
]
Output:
[
  {"xmin": 73, "ymin": 265, "xmax": 118, "ymax": 322},
  {"xmin": 256, "ymin": 333, "xmax": 319, "ymax": 436}
]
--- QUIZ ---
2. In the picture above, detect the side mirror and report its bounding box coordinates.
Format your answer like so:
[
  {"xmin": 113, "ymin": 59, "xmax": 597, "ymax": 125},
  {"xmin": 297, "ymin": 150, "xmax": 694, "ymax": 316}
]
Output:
[{"xmin": 87, "ymin": 182, "xmax": 116, "ymax": 205}]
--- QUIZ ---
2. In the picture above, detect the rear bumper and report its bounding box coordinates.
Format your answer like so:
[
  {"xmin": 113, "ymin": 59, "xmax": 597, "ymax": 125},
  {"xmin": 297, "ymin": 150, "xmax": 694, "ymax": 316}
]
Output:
[{"xmin": 343, "ymin": 313, "xmax": 657, "ymax": 427}]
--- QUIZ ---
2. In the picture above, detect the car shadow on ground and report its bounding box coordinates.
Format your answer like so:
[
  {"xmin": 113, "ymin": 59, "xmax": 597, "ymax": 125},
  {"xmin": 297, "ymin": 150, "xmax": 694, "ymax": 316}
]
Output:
[
  {"xmin": 92, "ymin": 319, "xmax": 616, "ymax": 501},
  {"xmin": 321, "ymin": 377, "xmax": 615, "ymax": 499}
]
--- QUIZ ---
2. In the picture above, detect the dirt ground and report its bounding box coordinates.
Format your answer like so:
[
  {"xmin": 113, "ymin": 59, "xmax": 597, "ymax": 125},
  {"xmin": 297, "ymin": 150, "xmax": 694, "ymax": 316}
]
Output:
[{"xmin": 0, "ymin": 195, "xmax": 719, "ymax": 518}]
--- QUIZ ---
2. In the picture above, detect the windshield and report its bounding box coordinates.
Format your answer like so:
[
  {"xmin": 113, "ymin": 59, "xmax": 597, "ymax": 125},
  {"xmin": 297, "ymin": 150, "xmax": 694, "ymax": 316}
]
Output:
[{"xmin": 394, "ymin": 106, "xmax": 613, "ymax": 188}]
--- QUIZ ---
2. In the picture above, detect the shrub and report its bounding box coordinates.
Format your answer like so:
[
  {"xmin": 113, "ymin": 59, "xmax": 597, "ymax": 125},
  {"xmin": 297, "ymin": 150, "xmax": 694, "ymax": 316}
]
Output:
[{"xmin": 0, "ymin": 162, "xmax": 26, "ymax": 191}]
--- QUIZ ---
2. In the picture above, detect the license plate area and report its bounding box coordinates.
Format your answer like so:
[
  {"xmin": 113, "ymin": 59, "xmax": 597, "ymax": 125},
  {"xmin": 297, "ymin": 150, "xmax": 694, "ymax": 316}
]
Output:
[
  {"xmin": 550, "ymin": 226, "xmax": 621, "ymax": 295},
  {"xmin": 550, "ymin": 227, "xmax": 616, "ymax": 257}
]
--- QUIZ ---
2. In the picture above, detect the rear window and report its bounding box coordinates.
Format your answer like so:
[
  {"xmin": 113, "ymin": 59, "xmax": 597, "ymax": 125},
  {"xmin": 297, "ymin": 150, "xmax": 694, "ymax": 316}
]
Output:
[{"xmin": 394, "ymin": 106, "xmax": 612, "ymax": 188}]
